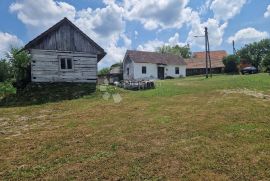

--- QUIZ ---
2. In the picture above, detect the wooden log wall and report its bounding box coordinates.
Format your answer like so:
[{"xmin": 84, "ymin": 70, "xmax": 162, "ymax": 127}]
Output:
[{"xmin": 31, "ymin": 49, "xmax": 97, "ymax": 83}]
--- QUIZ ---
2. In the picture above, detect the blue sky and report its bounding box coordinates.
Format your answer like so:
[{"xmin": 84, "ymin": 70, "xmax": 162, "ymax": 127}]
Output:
[{"xmin": 0, "ymin": 0, "xmax": 270, "ymax": 69}]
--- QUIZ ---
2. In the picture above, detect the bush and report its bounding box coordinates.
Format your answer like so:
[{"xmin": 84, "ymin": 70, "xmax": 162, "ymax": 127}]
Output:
[
  {"xmin": 98, "ymin": 67, "xmax": 110, "ymax": 76},
  {"xmin": 8, "ymin": 48, "xmax": 31, "ymax": 89},
  {"xmin": 0, "ymin": 59, "xmax": 12, "ymax": 82},
  {"xmin": 262, "ymin": 54, "xmax": 270, "ymax": 72},
  {"xmin": 0, "ymin": 81, "xmax": 16, "ymax": 98},
  {"xmin": 223, "ymin": 55, "xmax": 240, "ymax": 73}
]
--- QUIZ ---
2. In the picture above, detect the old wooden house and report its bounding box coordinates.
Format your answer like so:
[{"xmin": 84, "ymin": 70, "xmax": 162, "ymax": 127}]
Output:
[{"xmin": 23, "ymin": 17, "xmax": 106, "ymax": 84}]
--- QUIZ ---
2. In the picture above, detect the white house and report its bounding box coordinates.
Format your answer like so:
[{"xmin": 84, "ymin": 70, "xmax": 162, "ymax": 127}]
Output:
[{"xmin": 123, "ymin": 50, "xmax": 186, "ymax": 80}]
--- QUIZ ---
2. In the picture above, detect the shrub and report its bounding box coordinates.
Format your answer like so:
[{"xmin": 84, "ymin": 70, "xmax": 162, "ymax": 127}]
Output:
[
  {"xmin": 7, "ymin": 48, "xmax": 31, "ymax": 89},
  {"xmin": 0, "ymin": 59, "xmax": 12, "ymax": 82},
  {"xmin": 262, "ymin": 54, "xmax": 270, "ymax": 72},
  {"xmin": 223, "ymin": 55, "xmax": 240, "ymax": 73}
]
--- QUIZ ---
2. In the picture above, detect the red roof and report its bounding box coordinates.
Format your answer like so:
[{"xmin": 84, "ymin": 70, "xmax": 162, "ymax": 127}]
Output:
[{"xmin": 185, "ymin": 50, "xmax": 227, "ymax": 69}]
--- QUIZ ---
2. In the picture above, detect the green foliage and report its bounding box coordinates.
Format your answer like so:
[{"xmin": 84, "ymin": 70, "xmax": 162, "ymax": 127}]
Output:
[
  {"xmin": 262, "ymin": 54, "xmax": 270, "ymax": 72},
  {"xmin": 222, "ymin": 55, "xmax": 240, "ymax": 73},
  {"xmin": 0, "ymin": 81, "xmax": 16, "ymax": 98},
  {"xmin": 157, "ymin": 45, "xmax": 191, "ymax": 58},
  {"xmin": 111, "ymin": 62, "xmax": 122, "ymax": 68},
  {"xmin": 7, "ymin": 48, "xmax": 31, "ymax": 83},
  {"xmin": 98, "ymin": 67, "xmax": 110, "ymax": 76},
  {"xmin": 0, "ymin": 59, "xmax": 12, "ymax": 82},
  {"xmin": 237, "ymin": 39, "xmax": 270, "ymax": 69}
]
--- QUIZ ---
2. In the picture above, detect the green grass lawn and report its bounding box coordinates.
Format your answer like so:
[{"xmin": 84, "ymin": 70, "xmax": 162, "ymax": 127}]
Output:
[{"xmin": 0, "ymin": 74, "xmax": 270, "ymax": 180}]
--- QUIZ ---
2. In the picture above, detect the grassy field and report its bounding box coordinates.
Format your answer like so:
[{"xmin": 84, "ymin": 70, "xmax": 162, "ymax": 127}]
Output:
[{"xmin": 0, "ymin": 74, "xmax": 270, "ymax": 180}]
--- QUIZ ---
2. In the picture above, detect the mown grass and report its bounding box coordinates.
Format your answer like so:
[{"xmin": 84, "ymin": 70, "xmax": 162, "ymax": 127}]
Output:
[{"xmin": 0, "ymin": 74, "xmax": 270, "ymax": 180}]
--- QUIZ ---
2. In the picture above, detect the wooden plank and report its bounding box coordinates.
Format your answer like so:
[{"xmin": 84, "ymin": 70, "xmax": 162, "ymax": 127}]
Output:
[{"xmin": 31, "ymin": 49, "xmax": 97, "ymax": 57}]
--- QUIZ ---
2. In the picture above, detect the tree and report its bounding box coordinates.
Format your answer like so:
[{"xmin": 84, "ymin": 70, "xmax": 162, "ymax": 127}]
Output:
[
  {"xmin": 0, "ymin": 59, "xmax": 12, "ymax": 82},
  {"xmin": 237, "ymin": 39, "xmax": 270, "ymax": 69},
  {"xmin": 98, "ymin": 67, "xmax": 110, "ymax": 76},
  {"xmin": 7, "ymin": 48, "xmax": 31, "ymax": 88},
  {"xmin": 223, "ymin": 55, "xmax": 240, "ymax": 73},
  {"xmin": 262, "ymin": 54, "xmax": 270, "ymax": 72},
  {"xmin": 157, "ymin": 45, "xmax": 191, "ymax": 58}
]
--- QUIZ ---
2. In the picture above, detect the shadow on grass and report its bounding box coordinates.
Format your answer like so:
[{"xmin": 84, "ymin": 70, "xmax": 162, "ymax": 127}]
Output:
[{"xmin": 0, "ymin": 83, "xmax": 96, "ymax": 107}]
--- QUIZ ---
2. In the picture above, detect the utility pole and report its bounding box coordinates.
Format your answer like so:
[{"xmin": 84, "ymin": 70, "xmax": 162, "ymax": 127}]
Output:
[
  {"xmin": 233, "ymin": 40, "xmax": 236, "ymax": 55},
  {"xmin": 205, "ymin": 27, "xmax": 209, "ymax": 78},
  {"xmin": 206, "ymin": 28, "xmax": 212, "ymax": 78}
]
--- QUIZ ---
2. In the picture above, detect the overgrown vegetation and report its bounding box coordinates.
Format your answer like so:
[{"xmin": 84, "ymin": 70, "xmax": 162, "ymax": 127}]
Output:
[
  {"xmin": 1, "ymin": 74, "xmax": 270, "ymax": 180},
  {"xmin": 237, "ymin": 39, "xmax": 270, "ymax": 70},
  {"xmin": 157, "ymin": 45, "xmax": 192, "ymax": 58},
  {"xmin": 0, "ymin": 59, "xmax": 13, "ymax": 82},
  {"xmin": 98, "ymin": 67, "xmax": 110, "ymax": 76},
  {"xmin": 223, "ymin": 55, "xmax": 240, "ymax": 73}
]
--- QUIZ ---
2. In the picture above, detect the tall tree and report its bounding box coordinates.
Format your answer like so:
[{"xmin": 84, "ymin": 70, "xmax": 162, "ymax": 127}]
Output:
[
  {"xmin": 237, "ymin": 39, "xmax": 270, "ymax": 69},
  {"xmin": 157, "ymin": 45, "xmax": 191, "ymax": 58}
]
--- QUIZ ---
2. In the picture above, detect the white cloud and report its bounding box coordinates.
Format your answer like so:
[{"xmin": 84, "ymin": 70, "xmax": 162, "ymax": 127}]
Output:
[
  {"xmin": 124, "ymin": 0, "xmax": 191, "ymax": 30},
  {"xmin": 10, "ymin": 0, "xmax": 76, "ymax": 31},
  {"xmin": 0, "ymin": 32, "xmax": 23, "ymax": 58},
  {"xmin": 264, "ymin": 5, "xmax": 270, "ymax": 18},
  {"xmin": 186, "ymin": 11, "xmax": 227, "ymax": 48},
  {"xmin": 137, "ymin": 33, "xmax": 186, "ymax": 51},
  {"xmin": 210, "ymin": 0, "xmax": 247, "ymax": 21},
  {"xmin": 10, "ymin": 0, "xmax": 128, "ymax": 69},
  {"xmin": 228, "ymin": 28, "xmax": 269, "ymax": 45}
]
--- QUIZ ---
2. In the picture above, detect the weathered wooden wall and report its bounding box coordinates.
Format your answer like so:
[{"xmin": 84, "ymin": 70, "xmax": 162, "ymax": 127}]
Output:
[
  {"xmin": 31, "ymin": 23, "xmax": 99, "ymax": 54},
  {"xmin": 31, "ymin": 49, "xmax": 97, "ymax": 83}
]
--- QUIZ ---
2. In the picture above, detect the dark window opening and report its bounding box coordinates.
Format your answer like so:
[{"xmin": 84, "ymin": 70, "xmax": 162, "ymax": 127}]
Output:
[
  {"xmin": 60, "ymin": 58, "xmax": 66, "ymax": 69},
  {"xmin": 67, "ymin": 58, "xmax": 72, "ymax": 69},
  {"xmin": 127, "ymin": 68, "xmax": 129, "ymax": 75},
  {"xmin": 60, "ymin": 57, "xmax": 73, "ymax": 70},
  {"xmin": 142, "ymin": 66, "xmax": 147, "ymax": 74},
  {"xmin": 175, "ymin": 67, "xmax": 179, "ymax": 74}
]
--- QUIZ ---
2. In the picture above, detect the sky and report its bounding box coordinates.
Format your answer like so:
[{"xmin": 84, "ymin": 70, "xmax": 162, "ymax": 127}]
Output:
[{"xmin": 0, "ymin": 0, "xmax": 270, "ymax": 69}]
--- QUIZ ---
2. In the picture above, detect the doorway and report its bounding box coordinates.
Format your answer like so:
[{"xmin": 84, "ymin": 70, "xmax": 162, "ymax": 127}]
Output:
[{"xmin": 158, "ymin": 67, "xmax": 165, "ymax": 79}]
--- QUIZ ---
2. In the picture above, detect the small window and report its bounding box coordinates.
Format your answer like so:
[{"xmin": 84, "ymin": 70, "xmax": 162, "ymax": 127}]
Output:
[
  {"xmin": 59, "ymin": 57, "xmax": 73, "ymax": 70},
  {"xmin": 67, "ymin": 58, "xmax": 72, "ymax": 69},
  {"xmin": 175, "ymin": 67, "xmax": 180, "ymax": 74},
  {"xmin": 127, "ymin": 68, "xmax": 129, "ymax": 75},
  {"xmin": 142, "ymin": 66, "xmax": 147, "ymax": 74},
  {"xmin": 60, "ymin": 58, "xmax": 66, "ymax": 69}
]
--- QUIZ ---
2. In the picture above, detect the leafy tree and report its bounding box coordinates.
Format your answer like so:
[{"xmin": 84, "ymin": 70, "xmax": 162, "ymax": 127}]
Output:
[
  {"xmin": 7, "ymin": 48, "xmax": 31, "ymax": 88},
  {"xmin": 0, "ymin": 59, "xmax": 12, "ymax": 82},
  {"xmin": 223, "ymin": 55, "xmax": 240, "ymax": 73},
  {"xmin": 98, "ymin": 67, "xmax": 110, "ymax": 76},
  {"xmin": 262, "ymin": 54, "xmax": 270, "ymax": 72},
  {"xmin": 157, "ymin": 45, "xmax": 191, "ymax": 58},
  {"xmin": 237, "ymin": 39, "xmax": 270, "ymax": 69},
  {"xmin": 111, "ymin": 62, "xmax": 123, "ymax": 68}
]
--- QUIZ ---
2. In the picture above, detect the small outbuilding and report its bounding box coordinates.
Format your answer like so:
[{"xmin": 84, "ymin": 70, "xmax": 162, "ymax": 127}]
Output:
[
  {"xmin": 23, "ymin": 17, "xmax": 106, "ymax": 84},
  {"xmin": 185, "ymin": 50, "xmax": 227, "ymax": 76}
]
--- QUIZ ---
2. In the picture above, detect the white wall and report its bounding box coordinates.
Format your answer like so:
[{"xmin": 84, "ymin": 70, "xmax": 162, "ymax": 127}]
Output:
[
  {"xmin": 132, "ymin": 63, "xmax": 186, "ymax": 80},
  {"xmin": 123, "ymin": 57, "xmax": 134, "ymax": 80},
  {"xmin": 134, "ymin": 63, "xmax": 158, "ymax": 80},
  {"xmin": 165, "ymin": 65, "xmax": 186, "ymax": 78}
]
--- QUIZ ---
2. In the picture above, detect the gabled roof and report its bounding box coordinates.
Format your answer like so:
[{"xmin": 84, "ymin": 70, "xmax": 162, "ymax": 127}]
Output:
[
  {"xmin": 125, "ymin": 50, "xmax": 186, "ymax": 65},
  {"xmin": 192, "ymin": 50, "xmax": 227, "ymax": 60},
  {"xmin": 23, "ymin": 17, "xmax": 106, "ymax": 61},
  {"xmin": 185, "ymin": 50, "xmax": 227, "ymax": 69}
]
